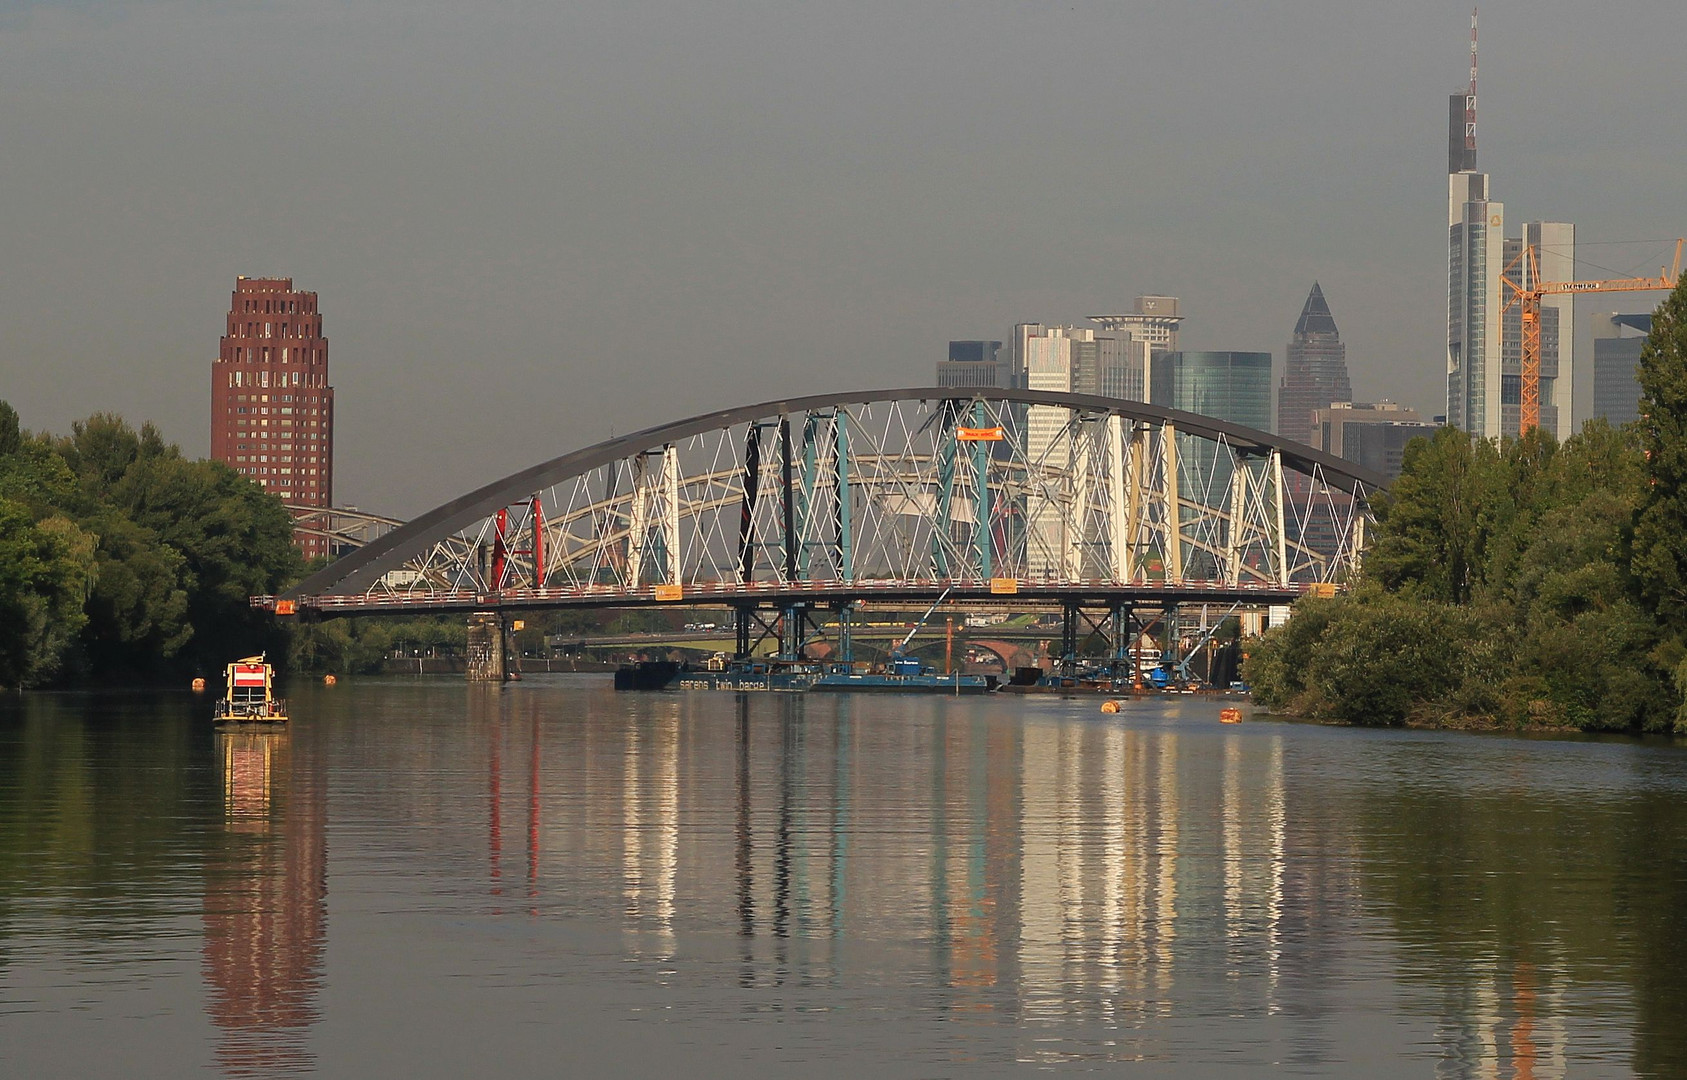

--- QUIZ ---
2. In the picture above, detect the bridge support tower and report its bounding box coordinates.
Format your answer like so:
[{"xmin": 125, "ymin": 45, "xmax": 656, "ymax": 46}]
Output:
[
  {"xmin": 734, "ymin": 606, "xmax": 753, "ymax": 661},
  {"xmin": 1110, "ymin": 602, "xmax": 1133, "ymax": 685},
  {"xmin": 467, "ymin": 612, "xmax": 507, "ymax": 682},
  {"xmin": 1059, "ymin": 602, "xmax": 1080, "ymax": 680}
]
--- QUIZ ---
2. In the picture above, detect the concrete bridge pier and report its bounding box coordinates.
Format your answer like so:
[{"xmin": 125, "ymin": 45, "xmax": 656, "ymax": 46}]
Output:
[{"xmin": 467, "ymin": 611, "xmax": 507, "ymax": 682}]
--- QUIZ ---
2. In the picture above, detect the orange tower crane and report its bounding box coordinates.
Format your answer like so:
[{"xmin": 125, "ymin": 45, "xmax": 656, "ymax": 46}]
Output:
[{"xmin": 1503, "ymin": 238, "xmax": 1684, "ymax": 434}]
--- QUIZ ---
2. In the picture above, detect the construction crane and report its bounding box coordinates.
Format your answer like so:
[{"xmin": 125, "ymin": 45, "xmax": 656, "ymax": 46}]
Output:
[{"xmin": 1503, "ymin": 238, "xmax": 1684, "ymax": 434}]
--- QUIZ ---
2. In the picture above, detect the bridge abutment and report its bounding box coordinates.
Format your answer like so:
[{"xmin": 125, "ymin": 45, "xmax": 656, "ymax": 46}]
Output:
[{"xmin": 467, "ymin": 612, "xmax": 506, "ymax": 682}]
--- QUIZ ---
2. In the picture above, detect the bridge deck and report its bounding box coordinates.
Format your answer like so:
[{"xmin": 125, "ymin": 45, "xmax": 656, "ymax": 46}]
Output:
[{"xmin": 258, "ymin": 579, "xmax": 1314, "ymax": 619}]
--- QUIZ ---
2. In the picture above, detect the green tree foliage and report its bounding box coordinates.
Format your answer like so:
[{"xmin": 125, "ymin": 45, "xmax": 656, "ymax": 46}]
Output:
[
  {"xmin": 0, "ymin": 402, "xmax": 301, "ymax": 685},
  {"xmin": 1634, "ymin": 275, "xmax": 1687, "ymax": 632},
  {"xmin": 1364, "ymin": 428, "xmax": 1505, "ymax": 603},
  {"xmin": 0, "ymin": 503, "xmax": 96, "ymax": 688},
  {"xmin": 1247, "ymin": 413, "xmax": 1675, "ymax": 731}
]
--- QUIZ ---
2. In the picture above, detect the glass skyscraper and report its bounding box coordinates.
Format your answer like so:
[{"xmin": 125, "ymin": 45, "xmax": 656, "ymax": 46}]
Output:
[{"xmin": 1151, "ymin": 351, "xmax": 1273, "ymax": 432}]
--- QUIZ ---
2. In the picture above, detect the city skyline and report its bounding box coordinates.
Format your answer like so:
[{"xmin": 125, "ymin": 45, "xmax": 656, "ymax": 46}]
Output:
[{"xmin": 2, "ymin": 2, "xmax": 1681, "ymax": 516}]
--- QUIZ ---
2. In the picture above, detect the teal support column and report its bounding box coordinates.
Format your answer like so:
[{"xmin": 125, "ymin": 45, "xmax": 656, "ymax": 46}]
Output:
[
  {"xmin": 972, "ymin": 400, "xmax": 992, "ymax": 580},
  {"xmin": 839, "ymin": 603, "xmax": 854, "ymax": 663},
  {"xmin": 1111, "ymin": 603, "xmax": 1131, "ymax": 684},
  {"xmin": 836, "ymin": 410, "xmax": 853, "ymax": 584},
  {"xmin": 781, "ymin": 604, "xmax": 806, "ymax": 660}
]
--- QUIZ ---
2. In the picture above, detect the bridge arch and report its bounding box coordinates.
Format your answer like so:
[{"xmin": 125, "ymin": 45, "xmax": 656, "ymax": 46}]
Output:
[{"xmin": 281, "ymin": 387, "xmax": 1384, "ymax": 613}]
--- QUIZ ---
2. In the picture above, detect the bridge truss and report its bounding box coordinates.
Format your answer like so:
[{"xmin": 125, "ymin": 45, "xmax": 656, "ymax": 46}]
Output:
[
  {"xmin": 286, "ymin": 504, "xmax": 404, "ymax": 553},
  {"xmin": 267, "ymin": 389, "xmax": 1384, "ymax": 627}
]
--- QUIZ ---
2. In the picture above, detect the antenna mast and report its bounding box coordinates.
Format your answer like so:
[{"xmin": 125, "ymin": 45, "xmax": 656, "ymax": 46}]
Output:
[{"xmin": 1465, "ymin": 7, "xmax": 1478, "ymax": 158}]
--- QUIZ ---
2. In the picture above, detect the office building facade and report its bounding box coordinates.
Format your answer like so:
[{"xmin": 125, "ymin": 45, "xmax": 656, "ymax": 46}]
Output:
[
  {"xmin": 210, "ymin": 276, "xmax": 335, "ymax": 559},
  {"xmin": 936, "ymin": 340, "xmax": 1007, "ymax": 389},
  {"xmin": 1277, "ymin": 283, "xmax": 1352, "ymax": 444},
  {"xmin": 1088, "ymin": 295, "xmax": 1183, "ymax": 354},
  {"xmin": 1309, "ymin": 401, "xmax": 1437, "ymax": 481},
  {"xmin": 1150, "ymin": 351, "xmax": 1273, "ymax": 432},
  {"xmin": 1592, "ymin": 313, "xmax": 1651, "ymax": 425},
  {"xmin": 1016, "ymin": 324, "xmax": 1085, "ymax": 577},
  {"xmin": 1447, "ymin": 169, "xmax": 1505, "ymax": 438}
]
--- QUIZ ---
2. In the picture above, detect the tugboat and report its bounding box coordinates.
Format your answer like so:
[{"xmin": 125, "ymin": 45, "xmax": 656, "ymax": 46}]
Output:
[{"xmin": 213, "ymin": 655, "xmax": 289, "ymax": 725}]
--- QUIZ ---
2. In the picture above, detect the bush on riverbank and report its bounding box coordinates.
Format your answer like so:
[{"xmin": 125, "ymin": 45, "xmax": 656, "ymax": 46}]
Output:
[{"xmin": 1248, "ymin": 277, "xmax": 1687, "ymax": 732}]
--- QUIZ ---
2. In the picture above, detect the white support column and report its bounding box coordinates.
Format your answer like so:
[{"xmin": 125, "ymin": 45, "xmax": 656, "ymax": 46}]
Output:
[
  {"xmin": 1227, "ymin": 460, "xmax": 1248, "ymax": 586},
  {"xmin": 626, "ymin": 455, "xmax": 650, "ymax": 588},
  {"xmin": 1351, "ymin": 509, "xmax": 1367, "ymax": 579},
  {"xmin": 1106, "ymin": 414, "xmax": 1129, "ymax": 583},
  {"xmin": 1125, "ymin": 423, "xmax": 1148, "ymax": 584},
  {"xmin": 1163, "ymin": 423, "xmax": 1182, "ymax": 585},
  {"xmin": 662, "ymin": 444, "xmax": 682, "ymax": 586},
  {"xmin": 1065, "ymin": 418, "xmax": 1092, "ymax": 582},
  {"xmin": 1269, "ymin": 449, "xmax": 1289, "ymax": 587}
]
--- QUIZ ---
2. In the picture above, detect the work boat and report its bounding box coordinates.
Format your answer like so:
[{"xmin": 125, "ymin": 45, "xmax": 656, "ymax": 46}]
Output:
[
  {"xmin": 812, "ymin": 585, "xmax": 996, "ymax": 694},
  {"xmin": 674, "ymin": 654, "xmax": 824, "ymax": 692},
  {"xmin": 213, "ymin": 655, "xmax": 289, "ymax": 724},
  {"xmin": 812, "ymin": 655, "xmax": 995, "ymax": 694}
]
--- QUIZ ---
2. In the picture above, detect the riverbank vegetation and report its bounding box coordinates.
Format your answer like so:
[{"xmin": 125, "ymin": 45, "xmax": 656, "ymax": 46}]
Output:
[
  {"xmin": 0, "ymin": 405, "xmax": 299, "ymax": 688},
  {"xmin": 1247, "ymin": 277, "xmax": 1687, "ymax": 732}
]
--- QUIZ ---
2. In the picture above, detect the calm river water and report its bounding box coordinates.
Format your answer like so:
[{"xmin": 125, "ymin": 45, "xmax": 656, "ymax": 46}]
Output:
[{"xmin": 4, "ymin": 677, "xmax": 1687, "ymax": 1077}]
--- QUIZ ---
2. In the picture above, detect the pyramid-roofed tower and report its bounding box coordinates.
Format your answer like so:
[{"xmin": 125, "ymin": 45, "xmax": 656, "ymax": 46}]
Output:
[
  {"xmin": 1294, "ymin": 282, "xmax": 1339, "ymax": 337},
  {"xmin": 1278, "ymin": 282, "xmax": 1352, "ymax": 445}
]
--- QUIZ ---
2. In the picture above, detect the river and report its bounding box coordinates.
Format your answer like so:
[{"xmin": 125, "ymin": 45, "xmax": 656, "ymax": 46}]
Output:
[{"xmin": 3, "ymin": 677, "xmax": 1686, "ymax": 1077}]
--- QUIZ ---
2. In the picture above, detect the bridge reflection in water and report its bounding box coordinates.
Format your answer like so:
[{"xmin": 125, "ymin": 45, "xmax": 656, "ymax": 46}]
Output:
[{"xmin": 466, "ymin": 686, "xmax": 1602, "ymax": 1074}]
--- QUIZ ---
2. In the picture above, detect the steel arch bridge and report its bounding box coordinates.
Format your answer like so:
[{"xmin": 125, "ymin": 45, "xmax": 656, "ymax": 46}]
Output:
[{"xmin": 260, "ymin": 388, "xmax": 1383, "ymax": 627}]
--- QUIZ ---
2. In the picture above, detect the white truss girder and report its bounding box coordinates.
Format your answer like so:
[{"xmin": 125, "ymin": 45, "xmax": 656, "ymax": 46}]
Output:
[{"xmin": 348, "ymin": 397, "xmax": 1375, "ymax": 601}]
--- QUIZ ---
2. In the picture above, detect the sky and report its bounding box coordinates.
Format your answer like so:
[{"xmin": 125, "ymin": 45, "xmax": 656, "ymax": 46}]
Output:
[{"xmin": 2, "ymin": 0, "xmax": 1683, "ymax": 516}]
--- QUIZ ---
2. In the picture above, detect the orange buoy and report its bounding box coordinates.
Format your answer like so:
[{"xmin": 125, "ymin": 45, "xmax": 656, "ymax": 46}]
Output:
[
  {"xmin": 323, "ymin": 674, "xmax": 338, "ymax": 686},
  {"xmin": 191, "ymin": 677, "xmax": 207, "ymax": 692},
  {"xmin": 1219, "ymin": 706, "xmax": 1243, "ymax": 724},
  {"xmin": 1100, "ymin": 699, "xmax": 1122, "ymax": 714}
]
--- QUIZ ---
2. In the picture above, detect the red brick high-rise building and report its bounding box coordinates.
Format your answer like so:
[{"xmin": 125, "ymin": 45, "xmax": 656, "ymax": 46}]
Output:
[{"xmin": 211, "ymin": 277, "xmax": 335, "ymax": 560}]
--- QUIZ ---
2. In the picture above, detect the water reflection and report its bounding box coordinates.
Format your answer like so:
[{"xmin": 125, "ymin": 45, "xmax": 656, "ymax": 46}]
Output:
[
  {"xmin": 202, "ymin": 729, "xmax": 325, "ymax": 1076},
  {"xmin": 8, "ymin": 685, "xmax": 1687, "ymax": 1076}
]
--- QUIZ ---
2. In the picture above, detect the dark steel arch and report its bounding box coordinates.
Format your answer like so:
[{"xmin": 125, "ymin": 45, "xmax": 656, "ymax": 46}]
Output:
[{"xmin": 288, "ymin": 387, "xmax": 1388, "ymax": 599}]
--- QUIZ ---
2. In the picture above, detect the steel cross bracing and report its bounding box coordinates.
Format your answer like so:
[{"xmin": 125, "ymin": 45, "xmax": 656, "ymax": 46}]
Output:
[
  {"xmin": 285, "ymin": 504, "xmax": 405, "ymax": 550},
  {"xmin": 267, "ymin": 390, "xmax": 1383, "ymax": 617}
]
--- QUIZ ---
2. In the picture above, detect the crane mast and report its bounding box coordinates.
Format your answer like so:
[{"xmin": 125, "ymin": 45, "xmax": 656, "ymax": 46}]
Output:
[{"xmin": 1502, "ymin": 239, "xmax": 1684, "ymax": 434}]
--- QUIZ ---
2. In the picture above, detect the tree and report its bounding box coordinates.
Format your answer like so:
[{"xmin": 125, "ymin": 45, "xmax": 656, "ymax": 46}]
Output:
[
  {"xmin": 1363, "ymin": 427, "xmax": 1505, "ymax": 604},
  {"xmin": 78, "ymin": 511, "xmax": 193, "ymax": 677},
  {"xmin": 0, "ymin": 501, "xmax": 96, "ymax": 688},
  {"xmin": 1634, "ymin": 275, "xmax": 1687, "ymax": 634}
]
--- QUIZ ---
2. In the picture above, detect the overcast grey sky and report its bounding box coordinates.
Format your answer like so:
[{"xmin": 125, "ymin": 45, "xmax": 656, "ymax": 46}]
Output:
[{"xmin": 2, "ymin": 0, "xmax": 1683, "ymax": 515}]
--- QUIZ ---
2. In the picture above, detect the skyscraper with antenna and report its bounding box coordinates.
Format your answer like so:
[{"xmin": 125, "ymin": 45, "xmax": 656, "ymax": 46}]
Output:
[
  {"xmin": 1446, "ymin": 8, "xmax": 1504, "ymax": 437},
  {"xmin": 1444, "ymin": 9, "xmax": 1575, "ymax": 438}
]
